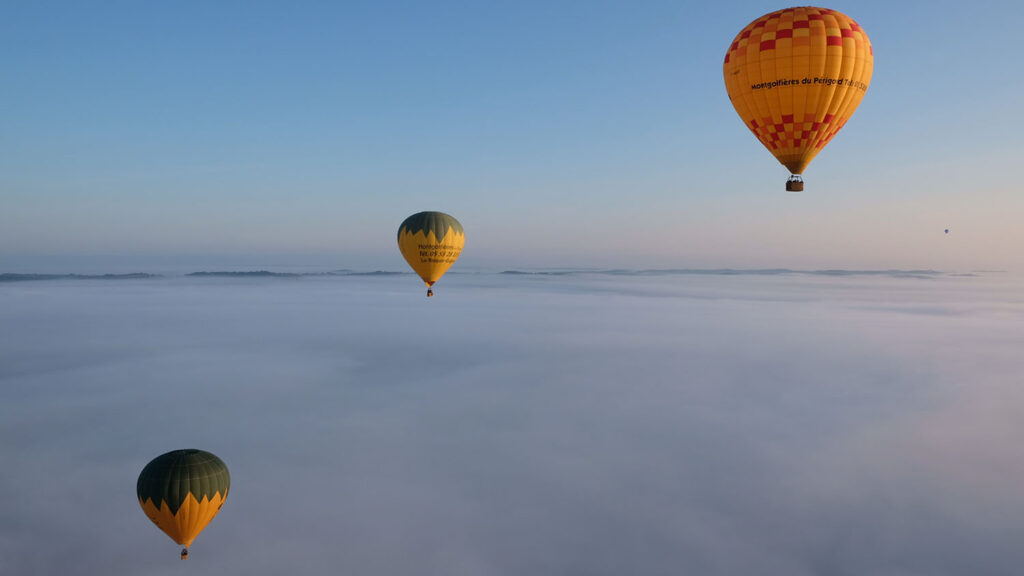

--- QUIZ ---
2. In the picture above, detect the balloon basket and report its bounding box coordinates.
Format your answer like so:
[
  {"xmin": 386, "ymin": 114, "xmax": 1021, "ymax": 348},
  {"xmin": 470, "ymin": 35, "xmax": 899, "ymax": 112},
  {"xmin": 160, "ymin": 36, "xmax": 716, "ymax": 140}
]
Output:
[{"xmin": 785, "ymin": 176, "xmax": 804, "ymax": 192}]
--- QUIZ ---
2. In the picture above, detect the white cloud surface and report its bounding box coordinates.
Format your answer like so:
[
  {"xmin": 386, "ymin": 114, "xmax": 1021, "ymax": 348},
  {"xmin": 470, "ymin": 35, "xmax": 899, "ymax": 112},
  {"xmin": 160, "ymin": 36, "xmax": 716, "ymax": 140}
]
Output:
[{"xmin": 2, "ymin": 271, "xmax": 1023, "ymax": 575}]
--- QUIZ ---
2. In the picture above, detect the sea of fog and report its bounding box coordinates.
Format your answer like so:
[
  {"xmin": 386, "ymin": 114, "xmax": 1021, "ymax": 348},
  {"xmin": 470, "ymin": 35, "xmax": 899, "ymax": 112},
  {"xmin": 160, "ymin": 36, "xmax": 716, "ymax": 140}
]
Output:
[{"xmin": 2, "ymin": 270, "xmax": 1023, "ymax": 575}]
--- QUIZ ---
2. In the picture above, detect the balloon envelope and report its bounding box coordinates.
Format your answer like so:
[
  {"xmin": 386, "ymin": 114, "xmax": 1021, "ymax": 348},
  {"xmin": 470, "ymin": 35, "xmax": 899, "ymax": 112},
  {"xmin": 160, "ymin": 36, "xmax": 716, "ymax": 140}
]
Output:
[
  {"xmin": 137, "ymin": 449, "xmax": 230, "ymax": 549},
  {"xmin": 723, "ymin": 7, "xmax": 873, "ymax": 176},
  {"xmin": 397, "ymin": 211, "xmax": 465, "ymax": 288}
]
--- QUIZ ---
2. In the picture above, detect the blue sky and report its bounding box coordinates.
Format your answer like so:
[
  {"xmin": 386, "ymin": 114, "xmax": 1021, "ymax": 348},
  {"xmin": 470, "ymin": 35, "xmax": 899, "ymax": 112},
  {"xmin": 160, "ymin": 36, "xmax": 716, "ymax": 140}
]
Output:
[{"xmin": 3, "ymin": 1, "xmax": 1022, "ymax": 271}]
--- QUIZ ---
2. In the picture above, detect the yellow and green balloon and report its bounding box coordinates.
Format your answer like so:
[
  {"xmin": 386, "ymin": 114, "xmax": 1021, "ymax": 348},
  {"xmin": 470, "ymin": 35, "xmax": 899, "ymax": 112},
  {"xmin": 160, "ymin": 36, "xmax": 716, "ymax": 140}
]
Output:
[
  {"xmin": 137, "ymin": 449, "xmax": 230, "ymax": 559},
  {"xmin": 724, "ymin": 6, "xmax": 873, "ymax": 190},
  {"xmin": 397, "ymin": 211, "xmax": 464, "ymax": 296}
]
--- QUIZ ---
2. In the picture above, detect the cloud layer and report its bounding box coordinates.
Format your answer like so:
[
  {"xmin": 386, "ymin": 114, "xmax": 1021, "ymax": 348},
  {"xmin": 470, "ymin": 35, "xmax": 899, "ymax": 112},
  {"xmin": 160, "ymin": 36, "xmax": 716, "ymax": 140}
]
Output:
[{"xmin": 2, "ymin": 272, "xmax": 1023, "ymax": 575}]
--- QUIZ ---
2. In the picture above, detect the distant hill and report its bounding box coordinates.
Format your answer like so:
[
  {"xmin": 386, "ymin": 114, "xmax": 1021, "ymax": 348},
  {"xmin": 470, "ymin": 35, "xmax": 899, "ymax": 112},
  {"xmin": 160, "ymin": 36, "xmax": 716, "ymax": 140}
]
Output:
[
  {"xmin": 186, "ymin": 270, "xmax": 406, "ymax": 277},
  {"xmin": 0, "ymin": 273, "xmax": 160, "ymax": 282},
  {"xmin": 186, "ymin": 270, "xmax": 301, "ymax": 277}
]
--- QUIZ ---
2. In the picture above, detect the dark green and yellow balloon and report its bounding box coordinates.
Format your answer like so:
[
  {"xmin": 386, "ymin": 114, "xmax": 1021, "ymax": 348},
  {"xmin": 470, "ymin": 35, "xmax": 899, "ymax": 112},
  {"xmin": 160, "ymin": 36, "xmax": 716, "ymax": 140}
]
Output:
[
  {"xmin": 397, "ymin": 211, "xmax": 464, "ymax": 297},
  {"xmin": 137, "ymin": 449, "xmax": 230, "ymax": 559}
]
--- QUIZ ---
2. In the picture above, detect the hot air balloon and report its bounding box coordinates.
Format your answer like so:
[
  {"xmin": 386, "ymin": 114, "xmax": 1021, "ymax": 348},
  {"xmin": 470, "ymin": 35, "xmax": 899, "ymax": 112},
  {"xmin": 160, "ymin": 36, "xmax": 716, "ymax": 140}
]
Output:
[
  {"xmin": 397, "ymin": 211, "xmax": 464, "ymax": 297},
  {"xmin": 723, "ymin": 7, "xmax": 873, "ymax": 191},
  {"xmin": 137, "ymin": 449, "xmax": 230, "ymax": 560}
]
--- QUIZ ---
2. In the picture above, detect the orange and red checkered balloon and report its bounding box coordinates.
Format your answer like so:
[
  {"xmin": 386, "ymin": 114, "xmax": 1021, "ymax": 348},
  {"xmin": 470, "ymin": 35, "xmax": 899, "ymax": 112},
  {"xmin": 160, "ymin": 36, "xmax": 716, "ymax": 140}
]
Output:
[{"xmin": 723, "ymin": 7, "xmax": 872, "ymax": 180}]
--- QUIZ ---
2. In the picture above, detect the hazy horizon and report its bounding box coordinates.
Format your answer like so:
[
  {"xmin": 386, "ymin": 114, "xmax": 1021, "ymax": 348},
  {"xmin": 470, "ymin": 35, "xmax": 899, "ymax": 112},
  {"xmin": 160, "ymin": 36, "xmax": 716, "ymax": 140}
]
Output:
[{"xmin": 0, "ymin": 252, "xmax": 1013, "ymax": 277}]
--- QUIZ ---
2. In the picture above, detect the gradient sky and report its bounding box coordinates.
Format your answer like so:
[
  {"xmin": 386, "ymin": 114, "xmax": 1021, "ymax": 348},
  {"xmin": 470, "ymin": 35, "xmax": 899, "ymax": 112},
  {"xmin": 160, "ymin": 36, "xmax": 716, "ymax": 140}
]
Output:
[{"xmin": 3, "ymin": 0, "xmax": 1022, "ymax": 272}]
